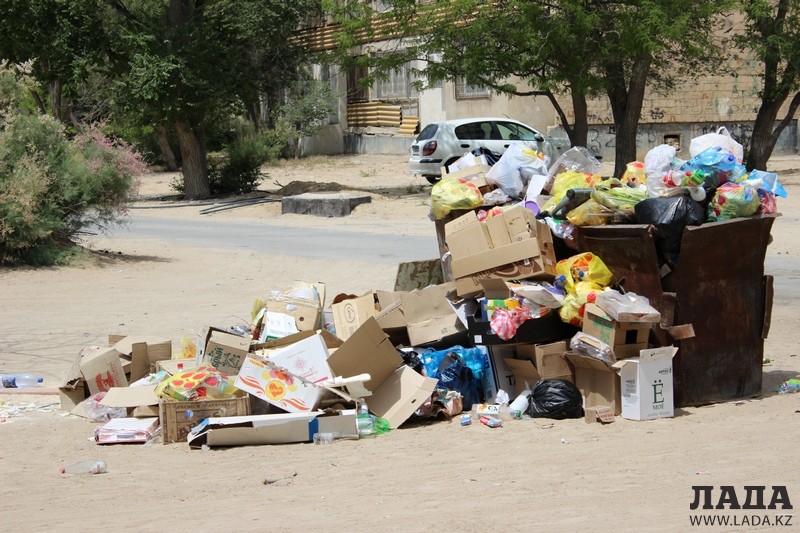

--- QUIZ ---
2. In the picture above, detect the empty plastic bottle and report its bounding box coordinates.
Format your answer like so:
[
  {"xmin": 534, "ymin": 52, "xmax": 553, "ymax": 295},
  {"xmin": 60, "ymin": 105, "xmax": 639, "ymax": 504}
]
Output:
[
  {"xmin": 60, "ymin": 460, "xmax": 108, "ymax": 475},
  {"xmin": 356, "ymin": 402, "xmax": 374, "ymax": 437},
  {"xmin": 1, "ymin": 373, "xmax": 44, "ymax": 388}
]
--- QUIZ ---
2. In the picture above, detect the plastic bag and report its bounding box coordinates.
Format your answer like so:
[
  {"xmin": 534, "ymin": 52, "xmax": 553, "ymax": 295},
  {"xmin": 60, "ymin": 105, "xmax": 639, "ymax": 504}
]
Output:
[
  {"xmin": 683, "ymin": 146, "xmax": 746, "ymax": 188},
  {"xmin": 707, "ymin": 182, "xmax": 760, "ymax": 222},
  {"xmin": 689, "ymin": 126, "xmax": 744, "ymax": 164},
  {"xmin": 592, "ymin": 184, "xmax": 647, "ymax": 212},
  {"xmin": 490, "ymin": 306, "xmax": 533, "ymax": 341},
  {"xmin": 435, "ymin": 353, "xmax": 481, "ymax": 410},
  {"xmin": 634, "ymin": 196, "xmax": 704, "ymax": 261},
  {"xmin": 566, "ymin": 199, "xmax": 615, "ymax": 226},
  {"xmin": 558, "ymin": 280, "xmax": 605, "ymax": 327},
  {"xmin": 486, "ymin": 142, "xmax": 544, "ymax": 199},
  {"xmin": 155, "ymin": 365, "xmax": 236, "ymax": 402},
  {"xmin": 555, "ymin": 252, "xmax": 614, "ymax": 295},
  {"xmin": 570, "ymin": 331, "xmax": 616, "ymax": 366},
  {"xmin": 748, "ymin": 169, "xmax": 788, "ymax": 198},
  {"xmin": 430, "ymin": 178, "xmax": 484, "ymax": 220},
  {"xmin": 85, "ymin": 392, "xmax": 126, "ymax": 422},
  {"xmin": 546, "ymin": 146, "xmax": 603, "ymax": 185},
  {"xmin": 526, "ymin": 379, "xmax": 584, "ymax": 419},
  {"xmin": 421, "ymin": 346, "xmax": 489, "ymax": 381},
  {"xmin": 621, "ymin": 161, "xmax": 646, "ymax": 185}
]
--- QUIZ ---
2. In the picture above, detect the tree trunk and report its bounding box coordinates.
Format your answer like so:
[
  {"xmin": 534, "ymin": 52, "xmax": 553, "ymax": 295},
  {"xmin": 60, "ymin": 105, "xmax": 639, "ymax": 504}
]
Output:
[
  {"xmin": 746, "ymin": 91, "xmax": 800, "ymax": 171},
  {"xmin": 174, "ymin": 120, "xmax": 210, "ymax": 199},
  {"xmin": 29, "ymin": 90, "xmax": 46, "ymax": 115},
  {"xmin": 157, "ymin": 125, "xmax": 179, "ymax": 171},
  {"xmin": 570, "ymin": 91, "xmax": 589, "ymax": 148},
  {"xmin": 607, "ymin": 58, "xmax": 651, "ymax": 177},
  {"xmin": 49, "ymin": 79, "xmax": 63, "ymax": 122}
]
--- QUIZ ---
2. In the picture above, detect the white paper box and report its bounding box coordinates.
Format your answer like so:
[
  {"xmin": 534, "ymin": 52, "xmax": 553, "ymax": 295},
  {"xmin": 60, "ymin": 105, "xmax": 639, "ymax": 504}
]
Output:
[{"xmin": 613, "ymin": 346, "xmax": 679, "ymax": 421}]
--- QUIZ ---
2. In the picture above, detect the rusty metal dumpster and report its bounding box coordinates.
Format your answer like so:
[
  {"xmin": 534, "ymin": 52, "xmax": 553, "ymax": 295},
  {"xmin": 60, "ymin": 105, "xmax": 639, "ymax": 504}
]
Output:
[{"xmin": 575, "ymin": 215, "xmax": 776, "ymax": 407}]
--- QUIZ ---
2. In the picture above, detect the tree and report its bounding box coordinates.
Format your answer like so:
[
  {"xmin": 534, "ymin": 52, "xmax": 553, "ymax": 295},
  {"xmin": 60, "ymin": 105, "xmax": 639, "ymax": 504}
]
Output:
[
  {"xmin": 106, "ymin": 0, "xmax": 321, "ymax": 199},
  {"xmin": 326, "ymin": 0, "xmax": 733, "ymax": 176},
  {"xmin": 279, "ymin": 71, "xmax": 338, "ymax": 158},
  {"xmin": 737, "ymin": 0, "xmax": 800, "ymax": 170}
]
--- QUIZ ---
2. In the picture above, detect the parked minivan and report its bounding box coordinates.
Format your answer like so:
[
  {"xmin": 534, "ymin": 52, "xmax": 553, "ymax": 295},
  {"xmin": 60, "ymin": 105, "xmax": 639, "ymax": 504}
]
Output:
[{"xmin": 408, "ymin": 117, "xmax": 571, "ymax": 183}]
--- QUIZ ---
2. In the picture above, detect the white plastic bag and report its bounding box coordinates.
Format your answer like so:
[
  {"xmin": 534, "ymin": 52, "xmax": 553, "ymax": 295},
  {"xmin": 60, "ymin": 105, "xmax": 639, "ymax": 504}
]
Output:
[
  {"xmin": 486, "ymin": 142, "xmax": 542, "ymax": 199},
  {"xmin": 689, "ymin": 127, "xmax": 744, "ymax": 164}
]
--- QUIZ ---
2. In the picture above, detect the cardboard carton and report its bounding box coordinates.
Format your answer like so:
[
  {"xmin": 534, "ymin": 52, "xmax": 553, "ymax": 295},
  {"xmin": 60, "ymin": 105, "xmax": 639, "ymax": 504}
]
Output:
[
  {"xmin": 201, "ymin": 330, "xmax": 250, "ymax": 376},
  {"xmin": 264, "ymin": 281, "xmax": 326, "ymax": 332},
  {"xmin": 483, "ymin": 346, "xmax": 516, "ymax": 401},
  {"xmin": 326, "ymin": 317, "xmax": 438, "ymax": 428},
  {"xmin": 613, "ymin": 346, "xmax": 679, "ymax": 421},
  {"xmin": 582, "ymin": 303, "xmax": 651, "ymax": 359},
  {"xmin": 79, "ymin": 346, "xmax": 128, "ymax": 394},
  {"xmin": 502, "ymin": 358, "xmax": 543, "ymax": 395},
  {"xmin": 401, "ymin": 282, "xmax": 466, "ymax": 346},
  {"xmin": 235, "ymin": 334, "xmax": 333, "ymax": 413},
  {"xmin": 565, "ymin": 351, "xmax": 621, "ymax": 415},
  {"xmin": 516, "ymin": 341, "xmax": 573, "ymax": 382},
  {"xmin": 187, "ymin": 409, "xmax": 357, "ymax": 448},
  {"xmin": 110, "ymin": 335, "xmax": 172, "ymax": 382},
  {"xmin": 330, "ymin": 292, "xmax": 378, "ymax": 340},
  {"xmin": 159, "ymin": 391, "xmax": 251, "ymax": 444}
]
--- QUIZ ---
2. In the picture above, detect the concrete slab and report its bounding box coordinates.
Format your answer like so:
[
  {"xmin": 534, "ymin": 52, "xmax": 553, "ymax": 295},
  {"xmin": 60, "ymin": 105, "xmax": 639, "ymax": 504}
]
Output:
[{"xmin": 281, "ymin": 192, "xmax": 372, "ymax": 217}]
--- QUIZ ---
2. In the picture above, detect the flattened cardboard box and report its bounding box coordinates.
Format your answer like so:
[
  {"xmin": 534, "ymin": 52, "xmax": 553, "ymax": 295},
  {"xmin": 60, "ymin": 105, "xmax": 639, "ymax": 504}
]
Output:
[
  {"xmin": 326, "ymin": 317, "xmax": 438, "ymax": 429},
  {"xmin": 188, "ymin": 409, "xmax": 357, "ymax": 448},
  {"xmin": 565, "ymin": 351, "xmax": 621, "ymax": 415}
]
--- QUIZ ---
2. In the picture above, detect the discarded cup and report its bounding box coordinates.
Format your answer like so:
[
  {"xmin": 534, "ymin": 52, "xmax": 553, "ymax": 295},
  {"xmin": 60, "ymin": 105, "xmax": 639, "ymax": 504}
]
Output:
[{"xmin": 60, "ymin": 459, "xmax": 108, "ymax": 475}]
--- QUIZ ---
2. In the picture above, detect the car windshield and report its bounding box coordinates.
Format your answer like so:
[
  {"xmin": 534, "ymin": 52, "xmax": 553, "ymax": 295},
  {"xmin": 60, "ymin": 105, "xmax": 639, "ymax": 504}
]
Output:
[
  {"xmin": 416, "ymin": 124, "xmax": 439, "ymax": 141},
  {"xmin": 496, "ymin": 121, "xmax": 539, "ymax": 141}
]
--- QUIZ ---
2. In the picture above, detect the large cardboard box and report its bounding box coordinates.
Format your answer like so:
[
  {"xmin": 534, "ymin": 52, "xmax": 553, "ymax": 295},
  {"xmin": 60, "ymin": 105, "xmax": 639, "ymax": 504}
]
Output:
[
  {"xmin": 402, "ymin": 282, "xmax": 466, "ymax": 346},
  {"xmin": 613, "ymin": 347, "xmax": 679, "ymax": 421},
  {"xmin": 159, "ymin": 391, "xmax": 251, "ymax": 444},
  {"xmin": 201, "ymin": 330, "xmax": 250, "ymax": 376},
  {"xmin": 327, "ymin": 317, "xmax": 438, "ymax": 428},
  {"xmin": 79, "ymin": 346, "xmax": 128, "ymax": 394},
  {"xmin": 482, "ymin": 346, "xmax": 516, "ymax": 401},
  {"xmin": 110, "ymin": 335, "xmax": 172, "ymax": 383},
  {"xmin": 187, "ymin": 409, "xmax": 357, "ymax": 448},
  {"xmin": 330, "ymin": 292, "xmax": 378, "ymax": 340},
  {"xmin": 264, "ymin": 282, "xmax": 326, "ymax": 332},
  {"xmin": 235, "ymin": 334, "xmax": 333, "ymax": 413},
  {"xmin": 582, "ymin": 303, "xmax": 651, "ymax": 359},
  {"xmin": 502, "ymin": 358, "xmax": 542, "ymax": 395},
  {"xmin": 565, "ymin": 351, "xmax": 621, "ymax": 415},
  {"xmin": 516, "ymin": 341, "xmax": 573, "ymax": 382}
]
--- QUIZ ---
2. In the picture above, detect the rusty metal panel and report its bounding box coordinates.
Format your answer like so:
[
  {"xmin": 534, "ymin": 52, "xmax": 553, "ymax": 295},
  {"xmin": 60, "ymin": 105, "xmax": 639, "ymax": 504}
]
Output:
[
  {"xmin": 575, "ymin": 224, "xmax": 663, "ymax": 303},
  {"xmin": 670, "ymin": 216, "xmax": 775, "ymax": 406}
]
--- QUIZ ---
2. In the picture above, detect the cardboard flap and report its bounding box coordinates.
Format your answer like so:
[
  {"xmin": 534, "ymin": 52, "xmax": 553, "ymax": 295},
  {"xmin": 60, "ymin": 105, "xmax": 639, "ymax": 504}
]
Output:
[
  {"xmin": 401, "ymin": 282, "xmax": 456, "ymax": 323},
  {"xmin": 611, "ymin": 359, "xmax": 636, "ymax": 371},
  {"xmin": 327, "ymin": 317, "xmax": 400, "ymax": 392},
  {"xmin": 368, "ymin": 366, "xmax": 438, "ymax": 429},
  {"xmin": 480, "ymin": 279, "xmax": 512, "ymax": 300},
  {"xmin": 99, "ymin": 385, "xmax": 158, "ymax": 407},
  {"xmin": 503, "ymin": 358, "xmax": 542, "ymax": 394},
  {"xmin": 639, "ymin": 346, "xmax": 679, "ymax": 362},
  {"xmin": 112, "ymin": 336, "xmax": 171, "ymax": 356},
  {"xmin": 566, "ymin": 352, "xmax": 614, "ymax": 372}
]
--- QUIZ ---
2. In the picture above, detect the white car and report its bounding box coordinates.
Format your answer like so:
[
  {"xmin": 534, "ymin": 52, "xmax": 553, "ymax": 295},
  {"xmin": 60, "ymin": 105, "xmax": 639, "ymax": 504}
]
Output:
[{"xmin": 408, "ymin": 117, "xmax": 572, "ymax": 183}]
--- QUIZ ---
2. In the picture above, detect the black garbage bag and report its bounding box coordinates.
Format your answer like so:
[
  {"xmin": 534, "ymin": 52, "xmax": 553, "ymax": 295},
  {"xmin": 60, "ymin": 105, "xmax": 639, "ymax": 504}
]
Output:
[
  {"xmin": 471, "ymin": 147, "xmax": 503, "ymax": 166},
  {"xmin": 526, "ymin": 379, "xmax": 584, "ymax": 419},
  {"xmin": 634, "ymin": 195, "xmax": 704, "ymax": 264},
  {"xmin": 436, "ymin": 352, "xmax": 481, "ymax": 410}
]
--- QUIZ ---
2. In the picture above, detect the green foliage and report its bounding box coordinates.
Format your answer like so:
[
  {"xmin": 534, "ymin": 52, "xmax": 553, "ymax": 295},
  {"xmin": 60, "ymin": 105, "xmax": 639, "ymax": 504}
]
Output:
[
  {"xmin": 277, "ymin": 72, "xmax": 338, "ymax": 158},
  {"xmin": 0, "ymin": 66, "xmax": 143, "ymax": 265}
]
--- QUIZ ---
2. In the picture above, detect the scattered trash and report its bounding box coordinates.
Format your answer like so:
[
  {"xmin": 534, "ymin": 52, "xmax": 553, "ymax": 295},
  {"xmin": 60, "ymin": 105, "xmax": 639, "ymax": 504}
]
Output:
[
  {"xmin": 263, "ymin": 472, "xmax": 297, "ymax": 486},
  {"xmin": 60, "ymin": 460, "xmax": 108, "ymax": 475},
  {"xmin": 777, "ymin": 379, "xmax": 800, "ymax": 394}
]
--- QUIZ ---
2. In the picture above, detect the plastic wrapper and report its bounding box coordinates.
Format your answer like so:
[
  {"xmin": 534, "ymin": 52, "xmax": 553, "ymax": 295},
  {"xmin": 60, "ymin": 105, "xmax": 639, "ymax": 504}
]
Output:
[
  {"xmin": 570, "ymin": 331, "xmax": 616, "ymax": 366},
  {"xmin": 435, "ymin": 353, "xmax": 481, "ymax": 410},
  {"xmin": 85, "ymin": 392, "xmax": 126, "ymax": 422},
  {"xmin": 526, "ymin": 379, "xmax": 584, "ymax": 420},
  {"xmin": 490, "ymin": 306, "xmax": 533, "ymax": 341},
  {"xmin": 643, "ymin": 144, "xmax": 676, "ymax": 185},
  {"xmin": 707, "ymin": 182, "xmax": 760, "ymax": 222},
  {"xmin": 566, "ymin": 199, "xmax": 615, "ymax": 226},
  {"xmin": 546, "ymin": 146, "xmax": 603, "ymax": 186},
  {"xmin": 155, "ymin": 365, "xmax": 237, "ymax": 402},
  {"xmin": 591, "ymin": 184, "xmax": 647, "ymax": 213},
  {"xmin": 689, "ymin": 127, "xmax": 744, "ymax": 163},
  {"xmin": 486, "ymin": 142, "xmax": 546, "ymax": 199},
  {"xmin": 757, "ymin": 188, "xmax": 778, "ymax": 215},
  {"xmin": 596, "ymin": 289, "xmax": 660, "ymax": 322},
  {"xmin": 430, "ymin": 177, "xmax": 484, "ymax": 220},
  {"xmin": 482, "ymin": 188, "xmax": 512, "ymax": 206},
  {"xmin": 621, "ymin": 161, "xmax": 646, "ymax": 185},
  {"xmin": 510, "ymin": 281, "xmax": 565, "ymax": 309}
]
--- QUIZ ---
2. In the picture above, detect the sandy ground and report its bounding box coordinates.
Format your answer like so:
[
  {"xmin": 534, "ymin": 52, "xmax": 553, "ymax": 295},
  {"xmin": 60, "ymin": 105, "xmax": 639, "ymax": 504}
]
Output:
[{"xmin": 1, "ymin": 153, "xmax": 800, "ymax": 531}]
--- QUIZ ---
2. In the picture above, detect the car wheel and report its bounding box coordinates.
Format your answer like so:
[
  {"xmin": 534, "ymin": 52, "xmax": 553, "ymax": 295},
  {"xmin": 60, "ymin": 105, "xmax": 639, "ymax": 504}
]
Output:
[{"xmin": 425, "ymin": 175, "xmax": 440, "ymax": 185}]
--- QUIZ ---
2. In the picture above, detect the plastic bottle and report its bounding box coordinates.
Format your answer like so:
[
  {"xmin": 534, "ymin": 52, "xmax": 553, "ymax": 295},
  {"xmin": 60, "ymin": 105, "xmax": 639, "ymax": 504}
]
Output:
[
  {"xmin": 509, "ymin": 390, "xmax": 531, "ymax": 416},
  {"xmin": 356, "ymin": 402, "xmax": 374, "ymax": 437},
  {"xmin": 60, "ymin": 460, "xmax": 108, "ymax": 475},
  {"xmin": 1, "ymin": 373, "xmax": 44, "ymax": 388}
]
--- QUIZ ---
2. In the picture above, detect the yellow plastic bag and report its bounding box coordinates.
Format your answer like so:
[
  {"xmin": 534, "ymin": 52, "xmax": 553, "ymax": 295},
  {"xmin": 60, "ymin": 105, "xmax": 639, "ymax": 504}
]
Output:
[
  {"xmin": 566, "ymin": 199, "xmax": 615, "ymax": 226},
  {"xmin": 559, "ymin": 281, "xmax": 605, "ymax": 327},
  {"xmin": 555, "ymin": 252, "xmax": 614, "ymax": 295},
  {"xmin": 430, "ymin": 178, "xmax": 483, "ymax": 220},
  {"xmin": 541, "ymin": 170, "xmax": 602, "ymax": 213}
]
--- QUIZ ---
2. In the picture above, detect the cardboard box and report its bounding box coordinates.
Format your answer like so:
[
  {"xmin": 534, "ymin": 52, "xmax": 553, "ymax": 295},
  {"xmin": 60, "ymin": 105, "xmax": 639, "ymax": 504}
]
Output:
[
  {"xmin": 330, "ymin": 292, "xmax": 378, "ymax": 340},
  {"xmin": 374, "ymin": 290, "xmax": 406, "ymax": 330},
  {"xmin": 482, "ymin": 346, "xmax": 516, "ymax": 401},
  {"xmin": 585, "ymin": 406, "xmax": 615, "ymax": 424},
  {"xmin": 235, "ymin": 334, "xmax": 334, "ymax": 413},
  {"xmin": 502, "ymin": 358, "xmax": 542, "ymax": 395},
  {"xmin": 582, "ymin": 303, "xmax": 651, "ymax": 359},
  {"xmin": 79, "ymin": 346, "xmax": 128, "ymax": 394},
  {"xmin": 187, "ymin": 409, "xmax": 357, "ymax": 448},
  {"xmin": 201, "ymin": 330, "xmax": 250, "ymax": 376},
  {"xmin": 613, "ymin": 346, "xmax": 679, "ymax": 421},
  {"xmin": 401, "ymin": 282, "xmax": 466, "ymax": 346},
  {"xmin": 327, "ymin": 317, "xmax": 438, "ymax": 428},
  {"xmin": 110, "ymin": 335, "xmax": 172, "ymax": 383},
  {"xmin": 264, "ymin": 282, "xmax": 326, "ymax": 332},
  {"xmin": 159, "ymin": 391, "xmax": 251, "ymax": 444},
  {"xmin": 445, "ymin": 211, "xmax": 492, "ymax": 259},
  {"xmin": 516, "ymin": 341, "xmax": 573, "ymax": 382},
  {"xmin": 565, "ymin": 351, "xmax": 621, "ymax": 415}
]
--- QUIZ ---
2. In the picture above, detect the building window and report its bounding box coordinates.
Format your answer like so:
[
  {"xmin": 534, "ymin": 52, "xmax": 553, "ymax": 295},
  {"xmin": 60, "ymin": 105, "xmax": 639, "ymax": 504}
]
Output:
[
  {"xmin": 347, "ymin": 64, "xmax": 369, "ymax": 103},
  {"xmin": 455, "ymin": 78, "xmax": 490, "ymax": 99},
  {"xmin": 375, "ymin": 62, "xmax": 419, "ymax": 100},
  {"xmin": 320, "ymin": 64, "xmax": 339, "ymax": 125}
]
